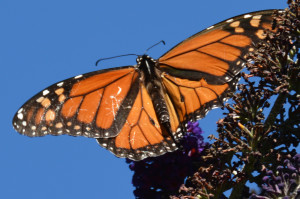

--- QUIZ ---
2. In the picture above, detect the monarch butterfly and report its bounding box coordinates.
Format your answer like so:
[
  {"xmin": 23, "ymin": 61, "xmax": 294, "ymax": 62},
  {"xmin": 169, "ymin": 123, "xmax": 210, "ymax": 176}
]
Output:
[{"xmin": 12, "ymin": 10, "xmax": 276, "ymax": 161}]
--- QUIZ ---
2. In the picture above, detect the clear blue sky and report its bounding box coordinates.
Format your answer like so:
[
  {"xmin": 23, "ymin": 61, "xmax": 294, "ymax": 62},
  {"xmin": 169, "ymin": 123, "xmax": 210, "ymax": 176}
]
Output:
[{"xmin": 1, "ymin": 0, "xmax": 287, "ymax": 198}]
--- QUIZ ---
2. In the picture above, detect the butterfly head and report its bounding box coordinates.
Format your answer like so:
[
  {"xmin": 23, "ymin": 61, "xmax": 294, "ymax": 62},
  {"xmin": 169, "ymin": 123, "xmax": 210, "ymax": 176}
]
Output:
[{"xmin": 136, "ymin": 55, "xmax": 156, "ymax": 65}]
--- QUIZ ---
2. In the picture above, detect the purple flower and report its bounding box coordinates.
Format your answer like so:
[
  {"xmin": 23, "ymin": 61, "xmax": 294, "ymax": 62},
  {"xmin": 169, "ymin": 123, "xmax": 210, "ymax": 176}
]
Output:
[
  {"xmin": 182, "ymin": 121, "xmax": 207, "ymax": 156},
  {"xmin": 126, "ymin": 121, "xmax": 209, "ymax": 198},
  {"xmin": 251, "ymin": 153, "xmax": 300, "ymax": 199}
]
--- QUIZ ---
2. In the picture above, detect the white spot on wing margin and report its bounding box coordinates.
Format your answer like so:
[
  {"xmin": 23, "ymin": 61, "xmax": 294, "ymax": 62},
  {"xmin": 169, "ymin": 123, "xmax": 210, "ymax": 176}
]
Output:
[
  {"xmin": 17, "ymin": 113, "xmax": 23, "ymax": 120},
  {"xmin": 244, "ymin": 14, "xmax": 252, "ymax": 18},
  {"xmin": 43, "ymin": 89, "xmax": 50, "ymax": 96},
  {"xmin": 74, "ymin": 74, "xmax": 83, "ymax": 79},
  {"xmin": 57, "ymin": 82, "xmax": 64, "ymax": 87}
]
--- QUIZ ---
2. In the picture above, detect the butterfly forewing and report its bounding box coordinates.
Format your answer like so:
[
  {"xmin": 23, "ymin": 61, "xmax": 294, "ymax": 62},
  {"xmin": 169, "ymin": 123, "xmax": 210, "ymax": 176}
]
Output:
[
  {"xmin": 13, "ymin": 66, "xmax": 140, "ymax": 138},
  {"xmin": 159, "ymin": 10, "xmax": 275, "ymax": 84}
]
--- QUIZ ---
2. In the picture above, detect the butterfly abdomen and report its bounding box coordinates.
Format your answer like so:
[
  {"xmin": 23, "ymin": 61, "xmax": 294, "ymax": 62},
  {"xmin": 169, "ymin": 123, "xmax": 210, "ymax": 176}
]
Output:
[
  {"xmin": 138, "ymin": 55, "xmax": 171, "ymax": 126},
  {"xmin": 151, "ymin": 89, "xmax": 170, "ymax": 123}
]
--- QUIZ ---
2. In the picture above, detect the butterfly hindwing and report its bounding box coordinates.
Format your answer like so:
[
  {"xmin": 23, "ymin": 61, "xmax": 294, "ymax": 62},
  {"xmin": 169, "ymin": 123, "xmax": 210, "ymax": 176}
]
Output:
[
  {"xmin": 97, "ymin": 83, "xmax": 178, "ymax": 160},
  {"xmin": 161, "ymin": 72, "xmax": 238, "ymax": 123}
]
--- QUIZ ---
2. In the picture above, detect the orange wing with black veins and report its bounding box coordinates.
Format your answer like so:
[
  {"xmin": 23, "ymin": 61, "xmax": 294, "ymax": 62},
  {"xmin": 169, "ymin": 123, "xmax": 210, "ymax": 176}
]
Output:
[
  {"xmin": 97, "ymin": 84, "xmax": 178, "ymax": 160},
  {"xmin": 13, "ymin": 67, "xmax": 140, "ymax": 138},
  {"xmin": 159, "ymin": 10, "xmax": 276, "ymax": 123}
]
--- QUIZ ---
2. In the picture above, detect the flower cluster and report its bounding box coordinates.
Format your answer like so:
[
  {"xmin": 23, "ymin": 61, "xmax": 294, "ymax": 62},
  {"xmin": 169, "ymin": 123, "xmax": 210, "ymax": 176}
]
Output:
[
  {"xmin": 251, "ymin": 154, "xmax": 300, "ymax": 199},
  {"xmin": 182, "ymin": 121, "xmax": 207, "ymax": 156},
  {"xmin": 172, "ymin": 1, "xmax": 300, "ymax": 198},
  {"xmin": 126, "ymin": 121, "xmax": 208, "ymax": 199}
]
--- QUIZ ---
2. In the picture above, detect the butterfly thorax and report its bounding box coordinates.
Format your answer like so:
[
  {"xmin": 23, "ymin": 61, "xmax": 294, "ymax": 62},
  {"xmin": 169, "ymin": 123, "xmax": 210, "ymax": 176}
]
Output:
[
  {"xmin": 137, "ymin": 55, "xmax": 171, "ymax": 128},
  {"xmin": 136, "ymin": 55, "xmax": 158, "ymax": 83}
]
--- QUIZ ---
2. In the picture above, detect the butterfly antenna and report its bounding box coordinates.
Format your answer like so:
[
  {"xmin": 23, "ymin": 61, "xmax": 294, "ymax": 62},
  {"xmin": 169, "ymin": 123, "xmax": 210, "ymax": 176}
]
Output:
[
  {"xmin": 95, "ymin": 54, "xmax": 138, "ymax": 66},
  {"xmin": 144, "ymin": 40, "xmax": 165, "ymax": 54}
]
